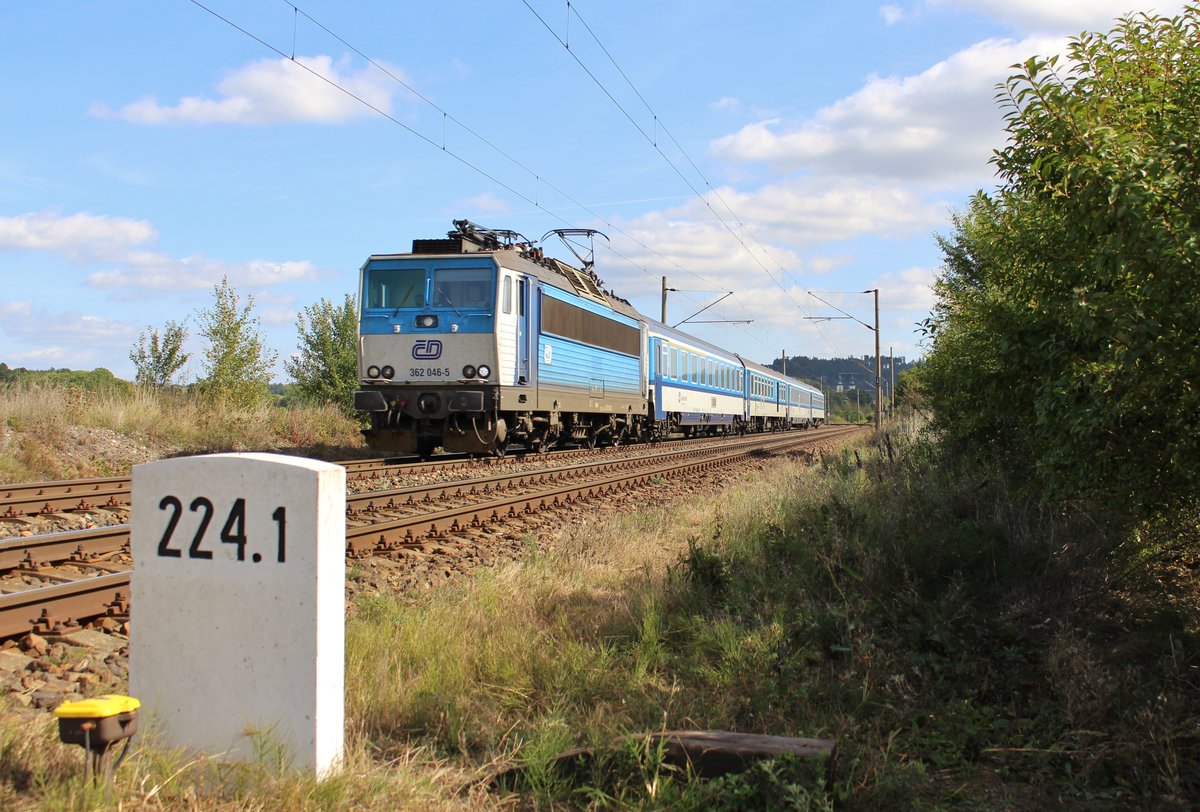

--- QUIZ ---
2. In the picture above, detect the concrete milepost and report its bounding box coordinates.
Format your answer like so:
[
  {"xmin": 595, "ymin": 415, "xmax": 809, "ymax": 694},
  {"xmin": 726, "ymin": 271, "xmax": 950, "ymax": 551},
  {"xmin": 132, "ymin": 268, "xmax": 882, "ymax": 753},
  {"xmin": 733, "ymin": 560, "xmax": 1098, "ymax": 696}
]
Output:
[{"xmin": 130, "ymin": 453, "xmax": 345, "ymax": 775}]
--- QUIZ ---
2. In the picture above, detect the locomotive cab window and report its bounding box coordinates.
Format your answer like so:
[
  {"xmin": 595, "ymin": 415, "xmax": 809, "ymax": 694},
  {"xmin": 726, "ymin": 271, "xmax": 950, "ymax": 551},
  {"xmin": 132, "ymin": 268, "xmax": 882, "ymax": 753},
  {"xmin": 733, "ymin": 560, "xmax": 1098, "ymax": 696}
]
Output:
[
  {"xmin": 434, "ymin": 267, "xmax": 494, "ymax": 309},
  {"xmin": 367, "ymin": 268, "xmax": 426, "ymax": 309}
]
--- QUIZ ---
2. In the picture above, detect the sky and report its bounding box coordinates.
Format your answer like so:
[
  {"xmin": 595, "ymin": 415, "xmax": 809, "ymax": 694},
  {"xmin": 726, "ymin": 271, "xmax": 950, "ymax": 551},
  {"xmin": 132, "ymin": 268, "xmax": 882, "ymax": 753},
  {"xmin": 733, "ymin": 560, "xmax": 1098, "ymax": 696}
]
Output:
[{"xmin": 0, "ymin": 0, "xmax": 1189, "ymax": 382}]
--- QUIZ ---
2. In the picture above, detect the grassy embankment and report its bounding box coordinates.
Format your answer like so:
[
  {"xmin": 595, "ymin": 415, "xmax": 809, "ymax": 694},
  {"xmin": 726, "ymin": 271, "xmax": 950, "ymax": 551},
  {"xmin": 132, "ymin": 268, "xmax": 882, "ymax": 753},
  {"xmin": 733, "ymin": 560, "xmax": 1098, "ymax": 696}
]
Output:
[
  {"xmin": 0, "ymin": 384, "xmax": 367, "ymax": 482},
  {"xmin": 2, "ymin": 407, "xmax": 1197, "ymax": 808}
]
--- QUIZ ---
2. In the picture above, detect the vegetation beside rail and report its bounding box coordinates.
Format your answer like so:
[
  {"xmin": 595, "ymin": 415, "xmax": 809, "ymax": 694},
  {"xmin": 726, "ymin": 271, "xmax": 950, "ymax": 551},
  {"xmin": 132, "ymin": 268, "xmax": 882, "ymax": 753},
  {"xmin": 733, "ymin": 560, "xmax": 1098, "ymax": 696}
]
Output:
[
  {"xmin": 0, "ymin": 383, "xmax": 367, "ymax": 483},
  {"xmin": 4, "ymin": 425, "xmax": 1196, "ymax": 808}
]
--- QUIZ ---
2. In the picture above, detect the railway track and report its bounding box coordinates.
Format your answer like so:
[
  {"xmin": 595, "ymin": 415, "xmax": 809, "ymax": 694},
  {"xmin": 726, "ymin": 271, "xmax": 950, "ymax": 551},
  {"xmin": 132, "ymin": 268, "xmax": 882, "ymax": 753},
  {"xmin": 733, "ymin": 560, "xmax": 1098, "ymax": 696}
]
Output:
[
  {"xmin": 0, "ymin": 477, "xmax": 132, "ymax": 519},
  {"xmin": 0, "ymin": 429, "xmax": 832, "ymax": 519},
  {"xmin": 0, "ymin": 426, "xmax": 861, "ymax": 639}
]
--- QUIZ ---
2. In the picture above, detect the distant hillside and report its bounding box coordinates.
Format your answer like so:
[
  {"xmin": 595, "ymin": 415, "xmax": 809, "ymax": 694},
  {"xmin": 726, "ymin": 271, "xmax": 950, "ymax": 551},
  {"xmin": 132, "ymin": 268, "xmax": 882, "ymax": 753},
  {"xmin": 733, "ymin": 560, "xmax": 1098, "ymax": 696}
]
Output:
[
  {"xmin": 765, "ymin": 355, "xmax": 918, "ymax": 393},
  {"xmin": 0, "ymin": 363, "xmax": 133, "ymax": 394}
]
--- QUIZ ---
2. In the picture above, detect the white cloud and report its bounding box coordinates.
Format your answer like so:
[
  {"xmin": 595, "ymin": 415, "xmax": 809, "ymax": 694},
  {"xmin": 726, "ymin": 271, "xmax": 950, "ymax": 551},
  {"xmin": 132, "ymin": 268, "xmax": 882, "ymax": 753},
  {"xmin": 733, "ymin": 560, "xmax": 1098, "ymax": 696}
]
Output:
[
  {"xmin": 454, "ymin": 192, "xmax": 512, "ymax": 214},
  {"xmin": 880, "ymin": 4, "xmax": 907, "ymax": 24},
  {"xmin": 710, "ymin": 35, "xmax": 1070, "ymax": 184},
  {"xmin": 0, "ymin": 299, "xmax": 137, "ymax": 348},
  {"xmin": 86, "ymin": 255, "xmax": 317, "ymax": 292},
  {"xmin": 710, "ymin": 36, "xmax": 1063, "ymax": 186},
  {"xmin": 0, "ymin": 211, "xmax": 317, "ymax": 293},
  {"xmin": 91, "ymin": 55, "xmax": 401, "ymax": 125},
  {"xmin": 929, "ymin": 0, "xmax": 1188, "ymax": 33},
  {"xmin": 711, "ymin": 178, "xmax": 947, "ymax": 242},
  {"xmin": 0, "ymin": 211, "xmax": 156, "ymax": 261},
  {"xmin": 259, "ymin": 307, "xmax": 298, "ymax": 327},
  {"xmin": 872, "ymin": 265, "xmax": 937, "ymax": 312},
  {"xmin": 710, "ymin": 96, "xmax": 742, "ymax": 112}
]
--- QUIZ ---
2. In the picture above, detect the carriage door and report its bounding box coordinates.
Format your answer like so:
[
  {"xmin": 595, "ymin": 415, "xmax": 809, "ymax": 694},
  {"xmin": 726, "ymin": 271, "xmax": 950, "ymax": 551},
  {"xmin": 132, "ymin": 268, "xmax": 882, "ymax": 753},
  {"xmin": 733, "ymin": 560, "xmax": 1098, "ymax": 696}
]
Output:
[{"xmin": 517, "ymin": 277, "xmax": 535, "ymax": 386}]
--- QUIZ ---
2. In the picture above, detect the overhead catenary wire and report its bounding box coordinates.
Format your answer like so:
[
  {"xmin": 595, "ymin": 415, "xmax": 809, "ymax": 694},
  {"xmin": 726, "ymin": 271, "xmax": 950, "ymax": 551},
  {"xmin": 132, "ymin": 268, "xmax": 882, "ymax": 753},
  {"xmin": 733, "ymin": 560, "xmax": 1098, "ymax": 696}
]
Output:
[
  {"xmin": 521, "ymin": 1, "xmax": 824, "ymax": 327},
  {"xmin": 521, "ymin": 1, "xmax": 875, "ymax": 366},
  {"xmin": 187, "ymin": 0, "xmax": 790, "ymax": 357}
]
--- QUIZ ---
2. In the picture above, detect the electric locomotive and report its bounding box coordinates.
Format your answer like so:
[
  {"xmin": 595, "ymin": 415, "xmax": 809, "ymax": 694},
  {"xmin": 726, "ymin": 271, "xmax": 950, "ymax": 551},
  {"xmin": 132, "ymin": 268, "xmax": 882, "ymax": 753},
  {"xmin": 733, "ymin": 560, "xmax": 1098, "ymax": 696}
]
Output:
[{"xmin": 353, "ymin": 220, "xmax": 648, "ymax": 456}]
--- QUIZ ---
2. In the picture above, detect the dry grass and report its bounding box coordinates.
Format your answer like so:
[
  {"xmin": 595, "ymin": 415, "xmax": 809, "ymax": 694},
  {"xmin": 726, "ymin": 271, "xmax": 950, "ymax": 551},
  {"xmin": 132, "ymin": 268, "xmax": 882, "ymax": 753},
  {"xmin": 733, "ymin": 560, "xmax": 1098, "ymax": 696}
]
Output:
[
  {"xmin": 0, "ymin": 385, "xmax": 366, "ymax": 482},
  {"xmin": 0, "ymin": 710, "xmax": 496, "ymax": 811}
]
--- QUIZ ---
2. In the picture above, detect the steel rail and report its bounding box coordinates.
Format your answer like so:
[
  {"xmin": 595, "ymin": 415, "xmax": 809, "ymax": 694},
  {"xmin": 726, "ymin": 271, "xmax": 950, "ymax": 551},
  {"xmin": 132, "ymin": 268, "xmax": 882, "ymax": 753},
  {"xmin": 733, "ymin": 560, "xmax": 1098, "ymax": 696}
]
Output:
[
  {"xmin": 0, "ymin": 571, "xmax": 130, "ymax": 638},
  {"xmin": 0, "ymin": 477, "xmax": 132, "ymax": 518},
  {"xmin": 0, "ymin": 525, "xmax": 130, "ymax": 571}
]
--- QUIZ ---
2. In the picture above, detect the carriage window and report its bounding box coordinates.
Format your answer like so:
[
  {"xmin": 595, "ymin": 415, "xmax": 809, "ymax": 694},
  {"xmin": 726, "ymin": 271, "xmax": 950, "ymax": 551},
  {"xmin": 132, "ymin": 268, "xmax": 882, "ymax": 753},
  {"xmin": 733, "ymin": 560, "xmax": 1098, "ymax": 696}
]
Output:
[
  {"xmin": 502, "ymin": 276, "xmax": 512, "ymax": 314},
  {"xmin": 433, "ymin": 267, "xmax": 494, "ymax": 309},
  {"xmin": 670, "ymin": 347, "xmax": 679, "ymax": 379},
  {"xmin": 367, "ymin": 268, "xmax": 426, "ymax": 309},
  {"xmin": 660, "ymin": 344, "xmax": 669, "ymax": 376}
]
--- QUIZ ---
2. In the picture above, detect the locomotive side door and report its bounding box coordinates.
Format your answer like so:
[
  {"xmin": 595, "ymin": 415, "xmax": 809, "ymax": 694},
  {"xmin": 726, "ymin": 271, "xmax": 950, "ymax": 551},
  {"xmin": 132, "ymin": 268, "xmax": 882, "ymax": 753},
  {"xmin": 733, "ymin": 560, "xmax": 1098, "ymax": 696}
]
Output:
[{"xmin": 518, "ymin": 277, "xmax": 537, "ymax": 388}]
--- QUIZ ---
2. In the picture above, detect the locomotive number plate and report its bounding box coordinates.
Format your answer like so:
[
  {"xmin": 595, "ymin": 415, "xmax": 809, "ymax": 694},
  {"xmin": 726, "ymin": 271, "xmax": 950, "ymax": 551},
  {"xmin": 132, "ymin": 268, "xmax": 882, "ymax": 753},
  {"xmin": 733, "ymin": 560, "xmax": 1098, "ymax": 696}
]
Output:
[{"xmin": 409, "ymin": 367, "xmax": 452, "ymax": 378}]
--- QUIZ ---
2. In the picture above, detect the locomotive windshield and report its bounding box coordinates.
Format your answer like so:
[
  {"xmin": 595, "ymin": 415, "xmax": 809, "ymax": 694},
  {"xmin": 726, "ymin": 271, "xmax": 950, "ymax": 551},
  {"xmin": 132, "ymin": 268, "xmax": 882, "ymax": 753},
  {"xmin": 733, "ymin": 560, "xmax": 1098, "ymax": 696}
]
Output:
[
  {"xmin": 433, "ymin": 267, "xmax": 493, "ymax": 309},
  {"xmin": 367, "ymin": 268, "xmax": 425, "ymax": 309}
]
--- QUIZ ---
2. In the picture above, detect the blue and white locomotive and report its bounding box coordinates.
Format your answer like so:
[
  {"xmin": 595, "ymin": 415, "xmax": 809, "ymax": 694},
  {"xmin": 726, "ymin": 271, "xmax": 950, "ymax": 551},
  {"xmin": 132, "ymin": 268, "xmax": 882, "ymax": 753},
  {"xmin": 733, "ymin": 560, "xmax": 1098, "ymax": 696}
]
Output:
[{"xmin": 353, "ymin": 220, "xmax": 824, "ymax": 456}]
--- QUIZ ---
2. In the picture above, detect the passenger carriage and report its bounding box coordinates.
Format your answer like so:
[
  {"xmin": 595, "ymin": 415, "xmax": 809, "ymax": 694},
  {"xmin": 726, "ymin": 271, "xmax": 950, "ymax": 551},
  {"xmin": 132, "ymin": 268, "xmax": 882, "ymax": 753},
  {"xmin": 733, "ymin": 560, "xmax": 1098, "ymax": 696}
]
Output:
[{"xmin": 646, "ymin": 322, "xmax": 745, "ymax": 437}]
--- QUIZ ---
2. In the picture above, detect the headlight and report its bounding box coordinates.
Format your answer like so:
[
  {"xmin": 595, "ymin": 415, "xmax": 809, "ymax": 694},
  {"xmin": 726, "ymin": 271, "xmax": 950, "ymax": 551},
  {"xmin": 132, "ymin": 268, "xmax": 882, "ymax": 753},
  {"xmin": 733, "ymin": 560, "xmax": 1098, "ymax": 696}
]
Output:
[
  {"xmin": 462, "ymin": 364, "xmax": 477, "ymax": 378},
  {"xmin": 367, "ymin": 365, "xmax": 381, "ymax": 378},
  {"xmin": 381, "ymin": 365, "xmax": 395, "ymax": 379},
  {"xmin": 476, "ymin": 364, "xmax": 491, "ymax": 378},
  {"xmin": 416, "ymin": 314, "xmax": 438, "ymax": 328}
]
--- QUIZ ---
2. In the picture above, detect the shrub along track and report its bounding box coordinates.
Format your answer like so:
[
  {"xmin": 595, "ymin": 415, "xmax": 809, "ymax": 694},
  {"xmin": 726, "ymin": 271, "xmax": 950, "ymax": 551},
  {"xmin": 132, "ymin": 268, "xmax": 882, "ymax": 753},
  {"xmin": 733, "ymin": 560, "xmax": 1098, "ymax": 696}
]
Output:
[{"xmin": 0, "ymin": 426, "xmax": 862, "ymax": 710}]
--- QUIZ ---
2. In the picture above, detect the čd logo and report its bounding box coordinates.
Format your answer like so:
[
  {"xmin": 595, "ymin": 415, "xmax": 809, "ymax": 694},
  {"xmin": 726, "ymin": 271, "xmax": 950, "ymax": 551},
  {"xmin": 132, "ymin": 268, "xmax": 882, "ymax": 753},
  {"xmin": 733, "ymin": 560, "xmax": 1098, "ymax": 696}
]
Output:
[{"xmin": 412, "ymin": 340, "xmax": 443, "ymax": 360}]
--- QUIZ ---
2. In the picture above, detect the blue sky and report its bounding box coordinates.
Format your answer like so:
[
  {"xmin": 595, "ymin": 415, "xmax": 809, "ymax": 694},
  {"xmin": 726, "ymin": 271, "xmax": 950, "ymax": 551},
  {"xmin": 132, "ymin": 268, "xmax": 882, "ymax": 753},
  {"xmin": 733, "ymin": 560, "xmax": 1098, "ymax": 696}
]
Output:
[{"xmin": 0, "ymin": 0, "xmax": 1186, "ymax": 381}]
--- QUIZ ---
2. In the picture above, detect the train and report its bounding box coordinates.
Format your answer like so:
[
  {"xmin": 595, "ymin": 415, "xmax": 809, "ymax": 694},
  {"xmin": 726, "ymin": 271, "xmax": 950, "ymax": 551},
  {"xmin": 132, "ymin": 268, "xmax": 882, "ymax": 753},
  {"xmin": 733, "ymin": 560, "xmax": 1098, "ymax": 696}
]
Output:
[{"xmin": 352, "ymin": 219, "xmax": 825, "ymax": 457}]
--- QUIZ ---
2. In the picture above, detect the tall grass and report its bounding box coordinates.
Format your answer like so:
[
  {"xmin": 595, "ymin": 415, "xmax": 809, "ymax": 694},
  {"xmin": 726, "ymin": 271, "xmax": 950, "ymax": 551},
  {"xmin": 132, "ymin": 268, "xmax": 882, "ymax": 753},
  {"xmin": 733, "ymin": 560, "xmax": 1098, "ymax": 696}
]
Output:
[
  {"xmin": 0, "ymin": 384, "xmax": 366, "ymax": 482},
  {"xmin": 4, "ymin": 424, "xmax": 1196, "ymax": 808},
  {"xmin": 342, "ymin": 429, "xmax": 1199, "ymax": 807}
]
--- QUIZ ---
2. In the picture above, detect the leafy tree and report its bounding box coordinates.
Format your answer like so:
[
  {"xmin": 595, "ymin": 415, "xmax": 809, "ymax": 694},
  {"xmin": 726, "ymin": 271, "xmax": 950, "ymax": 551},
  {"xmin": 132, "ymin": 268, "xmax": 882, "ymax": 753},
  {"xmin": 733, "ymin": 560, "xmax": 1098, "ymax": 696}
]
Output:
[
  {"xmin": 284, "ymin": 294, "xmax": 359, "ymax": 413},
  {"xmin": 921, "ymin": 9, "xmax": 1200, "ymax": 519},
  {"xmin": 0, "ymin": 364, "xmax": 133, "ymax": 394},
  {"xmin": 130, "ymin": 320, "xmax": 190, "ymax": 388},
  {"xmin": 196, "ymin": 277, "xmax": 278, "ymax": 408}
]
